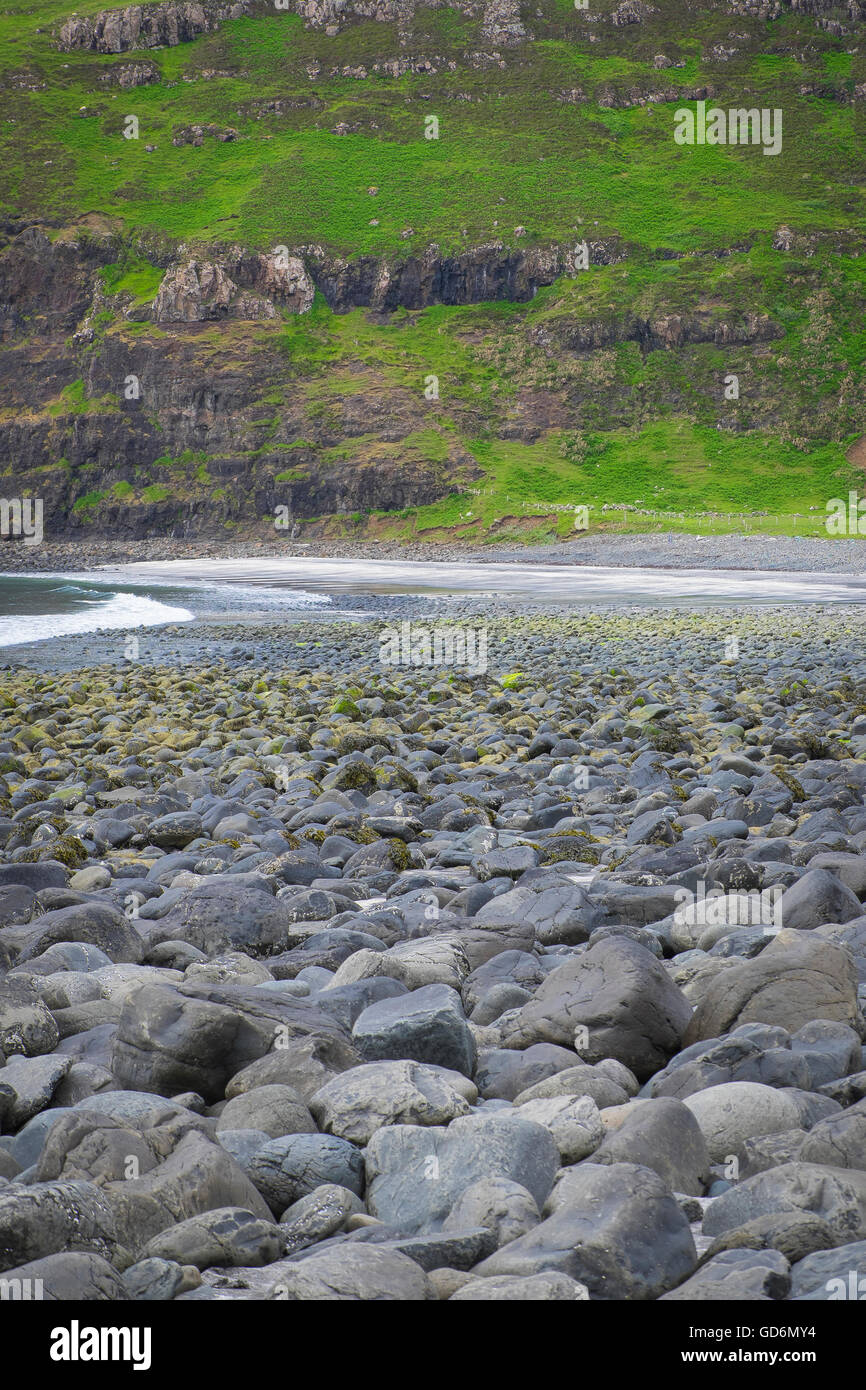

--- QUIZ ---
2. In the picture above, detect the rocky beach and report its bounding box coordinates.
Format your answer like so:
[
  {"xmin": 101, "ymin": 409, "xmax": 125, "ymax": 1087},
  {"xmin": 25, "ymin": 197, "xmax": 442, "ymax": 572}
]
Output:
[{"xmin": 1, "ymin": 584, "xmax": 865, "ymax": 1303}]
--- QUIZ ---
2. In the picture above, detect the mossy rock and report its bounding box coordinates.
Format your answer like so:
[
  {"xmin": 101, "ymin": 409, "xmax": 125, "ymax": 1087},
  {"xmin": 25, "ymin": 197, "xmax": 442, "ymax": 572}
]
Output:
[
  {"xmin": 15, "ymin": 725, "xmax": 49, "ymax": 748},
  {"xmin": 386, "ymin": 837, "xmax": 412, "ymax": 871},
  {"xmin": 801, "ymin": 732, "xmax": 836, "ymax": 760},
  {"xmin": 297, "ymin": 827, "xmax": 327, "ymax": 846},
  {"xmin": 553, "ymin": 828, "xmax": 598, "ymax": 842},
  {"xmin": 540, "ymin": 844, "xmax": 600, "ymax": 866},
  {"xmin": 330, "ymin": 761, "xmax": 377, "ymax": 793},
  {"xmin": 22, "ymin": 834, "xmax": 87, "ymax": 868},
  {"xmin": 50, "ymin": 783, "xmax": 88, "ymax": 806},
  {"xmin": 345, "ymin": 825, "xmax": 380, "ymax": 845},
  {"xmin": 773, "ymin": 767, "xmax": 806, "ymax": 802},
  {"xmin": 375, "ymin": 765, "xmax": 419, "ymax": 793},
  {"xmin": 379, "ymin": 701, "xmax": 406, "ymax": 719},
  {"xmin": 333, "ymin": 726, "xmax": 382, "ymax": 756},
  {"xmin": 263, "ymin": 737, "xmax": 291, "ymax": 754},
  {"xmin": 330, "ymin": 696, "xmax": 362, "ymax": 719},
  {"xmin": 645, "ymin": 722, "xmax": 690, "ymax": 755}
]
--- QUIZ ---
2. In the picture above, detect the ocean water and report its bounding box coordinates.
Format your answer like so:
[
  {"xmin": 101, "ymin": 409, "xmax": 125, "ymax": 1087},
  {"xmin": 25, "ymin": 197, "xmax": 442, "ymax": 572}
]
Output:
[
  {"xmin": 0, "ymin": 573, "xmax": 330, "ymax": 648},
  {"xmin": 2, "ymin": 556, "xmax": 866, "ymax": 649}
]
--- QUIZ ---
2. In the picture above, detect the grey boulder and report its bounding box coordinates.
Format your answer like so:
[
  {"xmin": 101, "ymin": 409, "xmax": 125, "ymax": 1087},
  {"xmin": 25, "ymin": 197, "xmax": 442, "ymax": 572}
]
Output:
[
  {"xmin": 365, "ymin": 1113, "xmax": 560, "ymax": 1235},
  {"xmin": 475, "ymin": 1162, "xmax": 697, "ymax": 1300},
  {"xmin": 142, "ymin": 1206, "xmax": 283, "ymax": 1270},
  {"xmin": 310, "ymin": 1060, "xmax": 473, "ymax": 1144},
  {"xmin": 660, "ymin": 1248, "xmax": 790, "ymax": 1301},
  {"xmin": 352, "ymin": 984, "xmax": 476, "ymax": 1077},
  {"xmin": 498, "ymin": 936, "xmax": 692, "ymax": 1082}
]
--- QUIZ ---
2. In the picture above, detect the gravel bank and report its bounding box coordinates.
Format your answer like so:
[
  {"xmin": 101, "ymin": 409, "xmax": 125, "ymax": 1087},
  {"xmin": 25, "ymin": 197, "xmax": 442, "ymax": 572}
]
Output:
[
  {"xmin": 0, "ymin": 605, "xmax": 864, "ymax": 1302},
  {"xmin": 3, "ymin": 532, "xmax": 866, "ymax": 575}
]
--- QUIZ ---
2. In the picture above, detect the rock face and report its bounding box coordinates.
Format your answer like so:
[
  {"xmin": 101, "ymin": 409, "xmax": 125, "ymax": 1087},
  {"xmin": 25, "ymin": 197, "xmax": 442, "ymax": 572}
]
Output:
[
  {"xmin": 0, "ymin": 217, "xmax": 809, "ymax": 540},
  {"xmin": 57, "ymin": 3, "xmax": 252, "ymax": 54},
  {"xmin": 305, "ymin": 240, "xmax": 609, "ymax": 313},
  {"xmin": 152, "ymin": 252, "xmax": 315, "ymax": 323}
]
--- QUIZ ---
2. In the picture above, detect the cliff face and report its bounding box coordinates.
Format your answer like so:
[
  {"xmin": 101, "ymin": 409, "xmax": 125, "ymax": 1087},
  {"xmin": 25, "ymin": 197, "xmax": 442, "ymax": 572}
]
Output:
[
  {"xmin": 54, "ymin": 0, "xmax": 866, "ymax": 54},
  {"xmin": 1, "ymin": 0, "xmax": 863, "ymax": 540},
  {"xmin": 0, "ymin": 214, "xmax": 835, "ymax": 540},
  {"xmin": 57, "ymin": 3, "xmax": 254, "ymax": 54},
  {"xmin": 0, "ymin": 220, "xmax": 500, "ymax": 538}
]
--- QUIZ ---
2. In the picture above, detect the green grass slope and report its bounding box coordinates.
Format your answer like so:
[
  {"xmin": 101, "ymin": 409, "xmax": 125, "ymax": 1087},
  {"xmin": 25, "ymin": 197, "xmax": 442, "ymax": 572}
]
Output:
[{"xmin": 1, "ymin": 0, "xmax": 865, "ymax": 540}]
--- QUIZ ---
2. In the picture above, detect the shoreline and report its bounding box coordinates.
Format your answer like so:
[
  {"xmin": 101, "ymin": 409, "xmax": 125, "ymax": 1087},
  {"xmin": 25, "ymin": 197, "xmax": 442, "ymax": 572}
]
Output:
[
  {"xmin": 6, "ymin": 598, "xmax": 866, "ymax": 675},
  {"xmin": 2, "ymin": 532, "xmax": 866, "ymax": 576}
]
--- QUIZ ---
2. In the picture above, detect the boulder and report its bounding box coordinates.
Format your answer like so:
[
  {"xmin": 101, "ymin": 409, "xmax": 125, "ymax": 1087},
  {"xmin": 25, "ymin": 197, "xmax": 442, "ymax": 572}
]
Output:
[
  {"xmin": 352, "ymin": 984, "xmax": 476, "ymax": 1076},
  {"xmin": 249, "ymin": 1133, "xmax": 365, "ymax": 1212},
  {"xmin": 450, "ymin": 1272, "xmax": 589, "ymax": 1300},
  {"xmin": 499, "ymin": 936, "xmax": 692, "ymax": 1081},
  {"xmin": 365, "ymin": 1113, "xmax": 560, "ymax": 1234},
  {"xmin": 265, "ymin": 1245, "xmax": 433, "ymax": 1300},
  {"xmin": 442, "ymin": 1177, "xmax": 540, "ymax": 1249},
  {"xmin": 0, "ymin": 1252, "xmax": 129, "ymax": 1300},
  {"xmin": 778, "ymin": 869, "xmax": 862, "ymax": 932},
  {"xmin": 684, "ymin": 931, "xmax": 863, "ymax": 1045},
  {"xmin": 500, "ymin": 1094, "xmax": 604, "ymax": 1164},
  {"xmin": 111, "ymin": 981, "xmax": 348, "ymax": 1102},
  {"xmin": 683, "ymin": 1082, "xmax": 803, "ymax": 1164},
  {"xmin": 0, "ymin": 975, "xmax": 60, "ymax": 1056},
  {"xmin": 475, "ymin": 1162, "xmax": 697, "ymax": 1300},
  {"xmin": 592, "ymin": 1097, "xmax": 710, "ymax": 1195},
  {"xmin": 3, "ymin": 902, "xmax": 143, "ymax": 965},
  {"xmin": 0, "ymin": 1180, "xmax": 122, "ymax": 1272},
  {"xmin": 0, "ymin": 1051, "xmax": 71, "ymax": 1126},
  {"xmin": 142, "ymin": 1207, "xmax": 283, "ymax": 1270},
  {"xmin": 797, "ymin": 1100, "xmax": 866, "ymax": 1171},
  {"xmin": 148, "ymin": 878, "xmax": 292, "ymax": 956},
  {"xmin": 702, "ymin": 1162, "xmax": 866, "ymax": 1242},
  {"xmin": 215, "ymin": 1085, "xmax": 317, "ymax": 1140},
  {"xmin": 310, "ymin": 1061, "xmax": 472, "ymax": 1145},
  {"xmin": 225, "ymin": 1035, "xmax": 361, "ymax": 1105},
  {"xmin": 660, "ymin": 1248, "xmax": 790, "ymax": 1301}
]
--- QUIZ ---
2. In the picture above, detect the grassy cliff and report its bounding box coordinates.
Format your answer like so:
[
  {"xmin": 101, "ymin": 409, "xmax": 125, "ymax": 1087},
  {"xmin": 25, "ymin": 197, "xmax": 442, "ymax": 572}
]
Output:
[{"xmin": 1, "ymin": 0, "xmax": 864, "ymax": 542}]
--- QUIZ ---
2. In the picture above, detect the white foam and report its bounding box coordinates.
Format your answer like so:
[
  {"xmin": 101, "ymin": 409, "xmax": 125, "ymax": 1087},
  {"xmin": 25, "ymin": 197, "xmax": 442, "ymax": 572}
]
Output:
[
  {"xmin": 1, "ymin": 569, "xmax": 332, "ymax": 609},
  {"xmin": 0, "ymin": 591, "xmax": 194, "ymax": 648}
]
